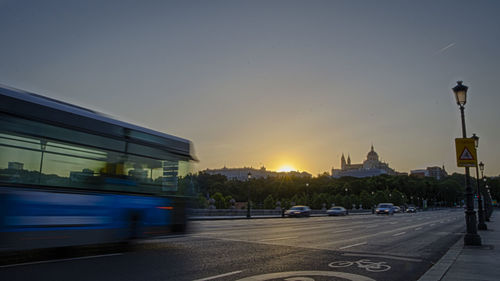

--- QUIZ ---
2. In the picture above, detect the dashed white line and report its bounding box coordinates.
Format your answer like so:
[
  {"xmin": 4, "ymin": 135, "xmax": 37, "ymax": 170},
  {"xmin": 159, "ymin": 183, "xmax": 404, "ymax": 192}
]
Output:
[
  {"xmin": 339, "ymin": 242, "xmax": 367, "ymax": 250},
  {"xmin": 0, "ymin": 253, "xmax": 123, "ymax": 268},
  {"xmin": 193, "ymin": 270, "xmax": 244, "ymax": 281},
  {"xmin": 415, "ymin": 227, "xmax": 423, "ymax": 231},
  {"xmin": 332, "ymin": 228, "xmax": 353, "ymax": 234},
  {"xmin": 342, "ymin": 253, "xmax": 423, "ymax": 262},
  {"xmin": 393, "ymin": 232, "xmax": 406, "ymax": 237},
  {"xmin": 259, "ymin": 236, "xmax": 298, "ymax": 242}
]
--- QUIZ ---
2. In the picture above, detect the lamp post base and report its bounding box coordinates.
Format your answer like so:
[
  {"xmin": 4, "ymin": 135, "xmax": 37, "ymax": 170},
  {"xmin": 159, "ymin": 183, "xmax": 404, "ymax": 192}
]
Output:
[{"xmin": 464, "ymin": 233, "xmax": 482, "ymax": 246}]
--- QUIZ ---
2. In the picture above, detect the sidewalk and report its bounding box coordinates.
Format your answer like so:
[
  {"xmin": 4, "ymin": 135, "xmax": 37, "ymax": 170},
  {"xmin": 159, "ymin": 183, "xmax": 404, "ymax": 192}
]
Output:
[{"xmin": 418, "ymin": 211, "xmax": 499, "ymax": 281}]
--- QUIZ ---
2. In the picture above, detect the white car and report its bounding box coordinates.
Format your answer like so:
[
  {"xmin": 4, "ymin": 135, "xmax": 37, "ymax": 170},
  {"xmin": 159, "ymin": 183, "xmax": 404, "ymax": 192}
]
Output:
[{"xmin": 326, "ymin": 206, "xmax": 348, "ymax": 216}]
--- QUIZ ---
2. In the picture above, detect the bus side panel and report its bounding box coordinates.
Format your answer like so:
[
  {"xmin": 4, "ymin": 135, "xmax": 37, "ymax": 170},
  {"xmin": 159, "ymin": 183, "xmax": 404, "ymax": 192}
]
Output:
[{"xmin": 0, "ymin": 187, "xmax": 173, "ymax": 251}]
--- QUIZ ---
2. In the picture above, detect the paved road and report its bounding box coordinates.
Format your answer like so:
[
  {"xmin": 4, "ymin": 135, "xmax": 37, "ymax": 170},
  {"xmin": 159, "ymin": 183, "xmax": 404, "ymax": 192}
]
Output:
[{"xmin": 0, "ymin": 209, "xmax": 464, "ymax": 281}]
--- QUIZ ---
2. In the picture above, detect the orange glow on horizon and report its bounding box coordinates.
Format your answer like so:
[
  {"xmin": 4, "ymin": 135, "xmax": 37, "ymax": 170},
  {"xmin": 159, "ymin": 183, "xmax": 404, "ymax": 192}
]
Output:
[{"xmin": 277, "ymin": 164, "xmax": 297, "ymax": 172}]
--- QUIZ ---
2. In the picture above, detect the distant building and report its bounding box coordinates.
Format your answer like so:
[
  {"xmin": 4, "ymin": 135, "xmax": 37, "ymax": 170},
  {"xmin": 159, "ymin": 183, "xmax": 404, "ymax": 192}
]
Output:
[
  {"xmin": 331, "ymin": 145, "xmax": 397, "ymax": 178},
  {"xmin": 426, "ymin": 166, "xmax": 448, "ymax": 180},
  {"xmin": 410, "ymin": 169, "xmax": 428, "ymax": 178},
  {"xmin": 8, "ymin": 162, "xmax": 24, "ymax": 170},
  {"xmin": 410, "ymin": 166, "xmax": 447, "ymax": 180},
  {"xmin": 204, "ymin": 166, "xmax": 311, "ymax": 181}
]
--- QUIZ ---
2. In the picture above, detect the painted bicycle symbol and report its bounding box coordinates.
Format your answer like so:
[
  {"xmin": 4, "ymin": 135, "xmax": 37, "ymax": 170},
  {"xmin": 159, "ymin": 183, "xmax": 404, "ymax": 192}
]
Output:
[{"xmin": 328, "ymin": 259, "xmax": 391, "ymax": 272}]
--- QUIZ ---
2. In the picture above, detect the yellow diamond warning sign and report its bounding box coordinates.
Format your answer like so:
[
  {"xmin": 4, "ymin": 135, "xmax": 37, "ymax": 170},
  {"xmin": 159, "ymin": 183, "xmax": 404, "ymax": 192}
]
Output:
[{"xmin": 455, "ymin": 138, "xmax": 477, "ymax": 167}]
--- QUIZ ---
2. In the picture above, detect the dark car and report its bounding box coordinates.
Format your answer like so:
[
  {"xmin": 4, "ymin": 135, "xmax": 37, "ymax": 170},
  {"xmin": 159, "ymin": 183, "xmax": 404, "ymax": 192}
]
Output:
[
  {"xmin": 375, "ymin": 203, "xmax": 394, "ymax": 215},
  {"xmin": 326, "ymin": 206, "xmax": 348, "ymax": 216},
  {"xmin": 285, "ymin": 205, "xmax": 311, "ymax": 217}
]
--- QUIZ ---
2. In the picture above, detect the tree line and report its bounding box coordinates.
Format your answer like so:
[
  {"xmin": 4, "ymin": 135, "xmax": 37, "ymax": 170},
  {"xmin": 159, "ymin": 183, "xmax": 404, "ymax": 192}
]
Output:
[{"xmin": 178, "ymin": 172, "xmax": 499, "ymax": 210}]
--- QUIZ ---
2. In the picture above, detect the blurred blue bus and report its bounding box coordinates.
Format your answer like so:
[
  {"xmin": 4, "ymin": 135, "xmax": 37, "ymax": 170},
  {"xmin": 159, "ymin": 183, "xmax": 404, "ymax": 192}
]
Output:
[{"xmin": 0, "ymin": 85, "xmax": 197, "ymax": 251}]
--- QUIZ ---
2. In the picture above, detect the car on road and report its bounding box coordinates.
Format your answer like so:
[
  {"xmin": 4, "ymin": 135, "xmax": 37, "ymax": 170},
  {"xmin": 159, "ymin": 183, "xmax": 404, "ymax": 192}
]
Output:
[
  {"xmin": 393, "ymin": 206, "xmax": 401, "ymax": 213},
  {"xmin": 407, "ymin": 206, "xmax": 417, "ymax": 213},
  {"xmin": 326, "ymin": 206, "xmax": 348, "ymax": 216},
  {"xmin": 285, "ymin": 205, "xmax": 311, "ymax": 217},
  {"xmin": 375, "ymin": 203, "xmax": 394, "ymax": 215}
]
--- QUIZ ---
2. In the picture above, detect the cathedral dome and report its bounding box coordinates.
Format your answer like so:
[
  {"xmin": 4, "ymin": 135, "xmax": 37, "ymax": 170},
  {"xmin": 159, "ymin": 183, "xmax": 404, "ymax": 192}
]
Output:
[{"xmin": 366, "ymin": 145, "xmax": 379, "ymax": 161}]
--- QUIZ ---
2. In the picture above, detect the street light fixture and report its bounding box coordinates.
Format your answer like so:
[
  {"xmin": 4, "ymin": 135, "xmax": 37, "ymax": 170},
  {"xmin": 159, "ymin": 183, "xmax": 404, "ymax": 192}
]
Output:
[
  {"xmin": 453, "ymin": 81, "xmax": 468, "ymax": 106},
  {"xmin": 479, "ymin": 161, "xmax": 484, "ymax": 173},
  {"xmin": 472, "ymin": 133, "xmax": 479, "ymax": 147},
  {"xmin": 451, "ymin": 81, "xmax": 481, "ymax": 245},
  {"xmin": 247, "ymin": 172, "xmax": 252, "ymax": 219}
]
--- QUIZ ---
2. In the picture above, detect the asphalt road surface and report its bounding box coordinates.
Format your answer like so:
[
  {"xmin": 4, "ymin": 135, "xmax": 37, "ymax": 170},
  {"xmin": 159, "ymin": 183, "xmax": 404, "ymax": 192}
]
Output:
[{"xmin": 0, "ymin": 209, "xmax": 465, "ymax": 281}]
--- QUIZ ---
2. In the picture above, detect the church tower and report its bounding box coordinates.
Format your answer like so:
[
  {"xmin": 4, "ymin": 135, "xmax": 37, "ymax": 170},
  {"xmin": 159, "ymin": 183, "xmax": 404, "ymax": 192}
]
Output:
[
  {"xmin": 347, "ymin": 154, "xmax": 351, "ymax": 166},
  {"xmin": 341, "ymin": 153, "xmax": 346, "ymax": 170}
]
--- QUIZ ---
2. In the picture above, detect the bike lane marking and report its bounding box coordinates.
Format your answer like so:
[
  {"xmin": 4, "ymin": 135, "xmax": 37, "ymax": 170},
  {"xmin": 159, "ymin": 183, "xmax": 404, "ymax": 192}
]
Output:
[
  {"xmin": 329, "ymin": 259, "xmax": 391, "ymax": 272},
  {"xmin": 339, "ymin": 242, "xmax": 367, "ymax": 250},
  {"xmin": 392, "ymin": 232, "xmax": 406, "ymax": 237}
]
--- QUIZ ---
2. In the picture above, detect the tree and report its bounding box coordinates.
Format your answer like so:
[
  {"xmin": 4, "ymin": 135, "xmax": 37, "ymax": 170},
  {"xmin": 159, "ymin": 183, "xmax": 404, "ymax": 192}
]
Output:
[
  {"xmin": 359, "ymin": 190, "xmax": 372, "ymax": 209},
  {"xmin": 374, "ymin": 190, "xmax": 386, "ymax": 205},
  {"xmin": 212, "ymin": 192, "xmax": 226, "ymax": 209},
  {"xmin": 263, "ymin": 195, "xmax": 275, "ymax": 209}
]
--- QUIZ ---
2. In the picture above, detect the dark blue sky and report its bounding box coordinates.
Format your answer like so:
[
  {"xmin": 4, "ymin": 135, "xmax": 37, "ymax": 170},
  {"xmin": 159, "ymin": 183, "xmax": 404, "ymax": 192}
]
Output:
[{"xmin": 1, "ymin": 0, "xmax": 499, "ymax": 175}]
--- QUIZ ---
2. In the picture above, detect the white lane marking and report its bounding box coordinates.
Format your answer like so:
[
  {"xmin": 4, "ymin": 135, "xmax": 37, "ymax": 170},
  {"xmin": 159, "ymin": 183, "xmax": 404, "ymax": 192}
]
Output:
[
  {"xmin": 0, "ymin": 253, "xmax": 123, "ymax": 268},
  {"xmin": 364, "ymin": 225, "xmax": 378, "ymax": 228},
  {"xmin": 342, "ymin": 253, "xmax": 422, "ymax": 262},
  {"xmin": 193, "ymin": 270, "xmax": 244, "ymax": 281},
  {"xmin": 236, "ymin": 271, "xmax": 376, "ymax": 281},
  {"xmin": 332, "ymin": 228, "xmax": 353, "ymax": 234},
  {"xmin": 392, "ymin": 232, "xmax": 406, "ymax": 237},
  {"xmin": 259, "ymin": 236, "xmax": 298, "ymax": 242},
  {"xmin": 415, "ymin": 227, "xmax": 423, "ymax": 231},
  {"xmin": 339, "ymin": 242, "xmax": 367, "ymax": 250},
  {"xmin": 389, "ymin": 222, "xmax": 398, "ymax": 225}
]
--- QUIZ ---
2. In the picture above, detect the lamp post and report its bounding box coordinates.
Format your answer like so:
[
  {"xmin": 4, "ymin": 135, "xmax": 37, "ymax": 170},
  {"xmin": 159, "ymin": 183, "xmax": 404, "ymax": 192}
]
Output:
[
  {"xmin": 485, "ymin": 183, "xmax": 493, "ymax": 221},
  {"xmin": 38, "ymin": 140, "xmax": 47, "ymax": 184},
  {"xmin": 247, "ymin": 172, "xmax": 252, "ymax": 219},
  {"xmin": 473, "ymin": 139, "xmax": 487, "ymax": 230},
  {"xmin": 479, "ymin": 163, "xmax": 491, "ymax": 222},
  {"xmin": 452, "ymin": 81, "xmax": 481, "ymax": 245}
]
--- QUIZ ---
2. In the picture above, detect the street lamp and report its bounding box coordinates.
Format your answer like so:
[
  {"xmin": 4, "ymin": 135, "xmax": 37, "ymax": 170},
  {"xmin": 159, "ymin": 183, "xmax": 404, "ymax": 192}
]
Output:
[
  {"xmin": 452, "ymin": 81, "xmax": 481, "ymax": 245},
  {"xmin": 479, "ymin": 163, "xmax": 491, "ymax": 222},
  {"xmin": 247, "ymin": 172, "xmax": 252, "ymax": 219},
  {"xmin": 475, "ymin": 158, "xmax": 487, "ymax": 230}
]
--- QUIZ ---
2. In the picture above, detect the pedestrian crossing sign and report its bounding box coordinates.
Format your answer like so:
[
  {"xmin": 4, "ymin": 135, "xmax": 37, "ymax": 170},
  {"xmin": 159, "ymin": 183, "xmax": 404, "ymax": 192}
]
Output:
[{"xmin": 455, "ymin": 138, "xmax": 477, "ymax": 167}]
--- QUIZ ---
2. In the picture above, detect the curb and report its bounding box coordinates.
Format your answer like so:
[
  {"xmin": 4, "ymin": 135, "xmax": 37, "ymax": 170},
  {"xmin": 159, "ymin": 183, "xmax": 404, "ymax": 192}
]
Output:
[
  {"xmin": 417, "ymin": 235, "xmax": 464, "ymax": 281},
  {"xmin": 188, "ymin": 212, "xmax": 373, "ymax": 221}
]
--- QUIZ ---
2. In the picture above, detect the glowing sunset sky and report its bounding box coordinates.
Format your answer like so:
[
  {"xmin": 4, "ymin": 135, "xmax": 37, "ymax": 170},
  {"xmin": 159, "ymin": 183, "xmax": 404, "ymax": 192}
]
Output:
[{"xmin": 1, "ymin": 0, "xmax": 499, "ymax": 176}]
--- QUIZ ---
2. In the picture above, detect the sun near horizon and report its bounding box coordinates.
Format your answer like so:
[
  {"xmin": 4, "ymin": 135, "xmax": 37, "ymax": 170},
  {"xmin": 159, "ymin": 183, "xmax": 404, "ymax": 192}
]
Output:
[{"xmin": 277, "ymin": 164, "xmax": 297, "ymax": 172}]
